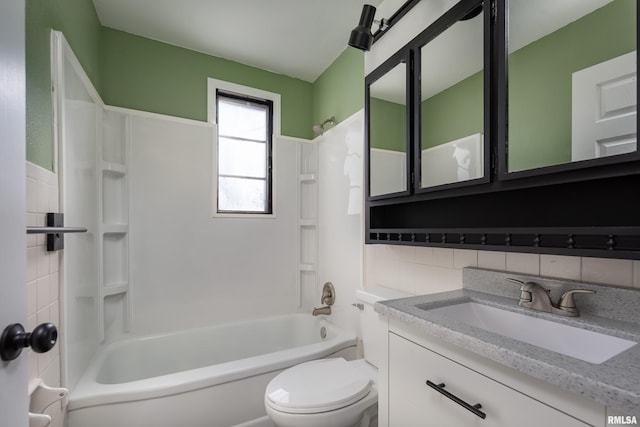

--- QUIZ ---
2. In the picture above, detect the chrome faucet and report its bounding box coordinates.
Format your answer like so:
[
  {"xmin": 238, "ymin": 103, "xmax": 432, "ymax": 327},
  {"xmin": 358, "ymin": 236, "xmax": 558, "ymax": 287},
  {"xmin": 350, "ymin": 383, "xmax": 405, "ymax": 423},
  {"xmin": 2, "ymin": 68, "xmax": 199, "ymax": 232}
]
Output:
[
  {"xmin": 506, "ymin": 278, "xmax": 595, "ymax": 317},
  {"xmin": 313, "ymin": 282, "xmax": 335, "ymax": 316}
]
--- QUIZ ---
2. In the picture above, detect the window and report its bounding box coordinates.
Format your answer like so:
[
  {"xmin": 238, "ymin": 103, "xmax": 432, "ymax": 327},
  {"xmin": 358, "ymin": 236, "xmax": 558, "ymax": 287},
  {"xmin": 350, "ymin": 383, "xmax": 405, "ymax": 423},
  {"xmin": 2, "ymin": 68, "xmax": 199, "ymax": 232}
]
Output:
[{"xmin": 216, "ymin": 90, "xmax": 273, "ymax": 214}]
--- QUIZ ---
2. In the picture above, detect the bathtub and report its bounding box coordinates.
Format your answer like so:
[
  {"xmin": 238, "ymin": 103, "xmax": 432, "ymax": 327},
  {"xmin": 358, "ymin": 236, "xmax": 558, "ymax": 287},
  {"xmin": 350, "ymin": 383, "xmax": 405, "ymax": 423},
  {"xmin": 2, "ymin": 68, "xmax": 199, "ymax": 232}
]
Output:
[{"xmin": 67, "ymin": 314, "xmax": 356, "ymax": 427}]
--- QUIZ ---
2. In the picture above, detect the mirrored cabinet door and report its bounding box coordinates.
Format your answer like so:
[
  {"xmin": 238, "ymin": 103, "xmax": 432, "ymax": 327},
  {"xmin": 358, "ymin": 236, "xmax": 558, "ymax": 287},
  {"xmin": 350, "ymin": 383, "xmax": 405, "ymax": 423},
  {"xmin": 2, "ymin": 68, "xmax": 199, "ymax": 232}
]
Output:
[
  {"xmin": 417, "ymin": 2, "xmax": 487, "ymax": 191},
  {"xmin": 367, "ymin": 58, "xmax": 409, "ymax": 198},
  {"xmin": 507, "ymin": 0, "xmax": 637, "ymax": 174}
]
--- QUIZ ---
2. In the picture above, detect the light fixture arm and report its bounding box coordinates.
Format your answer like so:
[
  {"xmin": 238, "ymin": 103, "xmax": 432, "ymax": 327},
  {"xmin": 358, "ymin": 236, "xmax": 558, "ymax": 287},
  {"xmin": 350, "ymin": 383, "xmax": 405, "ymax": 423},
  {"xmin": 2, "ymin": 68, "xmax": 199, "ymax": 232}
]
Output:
[
  {"xmin": 371, "ymin": 0, "xmax": 420, "ymax": 41},
  {"xmin": 374, "ymin": 18, "xmax": 389, "ymax": 32}
]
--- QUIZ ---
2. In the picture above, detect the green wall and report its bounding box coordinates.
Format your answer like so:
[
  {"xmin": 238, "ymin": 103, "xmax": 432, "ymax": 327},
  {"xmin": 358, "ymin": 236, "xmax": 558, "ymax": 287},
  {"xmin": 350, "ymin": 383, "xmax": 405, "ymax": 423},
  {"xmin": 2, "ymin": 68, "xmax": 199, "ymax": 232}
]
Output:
[
  {"xmin": 421, "ymin": 71, "xmax": 483, "ymax": 150},
  {"xmin": 24, "ymin": 0, "xmax": 636, "ymax": 172},
  {"xmin": 415, "ymin": 0, "xmax": 635, "ymax": 171},
  {"xmin": 26, "ymin": 0, "xmax": 102, "ymax": 170},
  {"xmin": 509, "ymin": 0, "xmax": 636, "ymax": 171},
  {"xmin": 100, "ymin": 28, "xmax": 313, "ymax": 140},
  {"xmin": 312, "ymin": 48, "xmax": 365, "ymax": 129},
  {"xmin": 370, "ymin": 98, "xmax": 407, "ymax": 152},
  {"xmin": 27, "ymin": 0, "xmax": 344, "ymax": 171}
]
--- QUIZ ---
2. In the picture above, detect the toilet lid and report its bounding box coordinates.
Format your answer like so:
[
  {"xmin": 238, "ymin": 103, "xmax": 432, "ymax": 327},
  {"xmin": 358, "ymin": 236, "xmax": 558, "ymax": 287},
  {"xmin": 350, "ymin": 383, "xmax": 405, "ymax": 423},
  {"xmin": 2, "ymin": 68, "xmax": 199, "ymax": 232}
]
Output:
[{"xmin": 265, "ymin": 358, "xmax": 372, "ymax": 414}]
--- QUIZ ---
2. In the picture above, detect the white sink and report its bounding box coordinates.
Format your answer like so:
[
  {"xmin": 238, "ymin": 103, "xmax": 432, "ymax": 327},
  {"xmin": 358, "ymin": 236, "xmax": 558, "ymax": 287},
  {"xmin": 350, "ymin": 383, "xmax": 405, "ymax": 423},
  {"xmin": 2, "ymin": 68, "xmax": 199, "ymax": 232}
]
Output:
[{"xmin": 426, "ymin": 302, "xmax": 636, "ymax": 364}]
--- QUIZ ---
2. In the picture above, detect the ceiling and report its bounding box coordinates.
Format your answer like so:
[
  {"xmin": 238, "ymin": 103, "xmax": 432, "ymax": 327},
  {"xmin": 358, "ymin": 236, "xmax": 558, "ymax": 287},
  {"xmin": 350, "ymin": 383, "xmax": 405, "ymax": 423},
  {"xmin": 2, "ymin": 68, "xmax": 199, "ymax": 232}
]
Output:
[{"xmin": 92, "ymin": 0, "xmax": 383, "ymax": 83}]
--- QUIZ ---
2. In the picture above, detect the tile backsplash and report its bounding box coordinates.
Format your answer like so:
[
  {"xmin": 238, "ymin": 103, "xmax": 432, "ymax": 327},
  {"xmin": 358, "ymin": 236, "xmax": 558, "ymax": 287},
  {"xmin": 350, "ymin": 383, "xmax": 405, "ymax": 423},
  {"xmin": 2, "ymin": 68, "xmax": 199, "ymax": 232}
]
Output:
[
  {"xmin": 26, "ymin": 162, "xmax": 64, "ymax": 424},
  {"xmin": 365, "ymin": 245, "xmax": 640, "ymax": 295}
]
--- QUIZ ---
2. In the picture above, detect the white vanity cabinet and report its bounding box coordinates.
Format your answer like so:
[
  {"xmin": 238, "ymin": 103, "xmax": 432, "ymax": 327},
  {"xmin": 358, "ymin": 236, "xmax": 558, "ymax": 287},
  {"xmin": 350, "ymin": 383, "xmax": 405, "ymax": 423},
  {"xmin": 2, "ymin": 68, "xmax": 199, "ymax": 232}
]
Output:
[{"xmin": 385, "ymin": 323, "xmax": 606, "ymax": 427}]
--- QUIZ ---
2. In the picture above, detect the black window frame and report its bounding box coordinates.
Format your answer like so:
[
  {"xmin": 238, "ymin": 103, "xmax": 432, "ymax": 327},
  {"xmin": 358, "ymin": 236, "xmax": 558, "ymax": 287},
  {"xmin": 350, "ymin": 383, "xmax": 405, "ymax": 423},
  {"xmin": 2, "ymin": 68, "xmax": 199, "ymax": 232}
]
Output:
[{"xmin": 215, "ymin": 89, "xmax": 274, "ymax": 215}]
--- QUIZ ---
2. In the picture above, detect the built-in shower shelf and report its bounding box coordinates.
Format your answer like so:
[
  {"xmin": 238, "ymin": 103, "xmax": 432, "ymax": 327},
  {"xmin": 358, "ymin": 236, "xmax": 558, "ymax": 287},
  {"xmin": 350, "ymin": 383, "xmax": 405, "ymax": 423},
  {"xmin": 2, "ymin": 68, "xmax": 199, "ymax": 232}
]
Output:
[
  {"xmin": 102, "ymin": 225, "xmax": 128, "ymax": 234},
  {"xmin": 102, "ymin": 162, "xmax": 126, "ymax": 176},
  {"xmin": 298, "ymin": 141, "xmax": 318, "ymax": 310},
  {"xmin": 103, "ymin": 282, "xmax": 129, "ymax": 297},
  {"xmin": 99, "ymin": 108, "xmax": 131, "ymax": 342}
]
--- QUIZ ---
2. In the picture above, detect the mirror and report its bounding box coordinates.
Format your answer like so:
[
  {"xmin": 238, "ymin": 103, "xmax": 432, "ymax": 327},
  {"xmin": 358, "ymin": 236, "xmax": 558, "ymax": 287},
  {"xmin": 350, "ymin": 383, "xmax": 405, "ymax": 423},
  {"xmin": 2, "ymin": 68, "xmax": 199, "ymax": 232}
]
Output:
[
  {"xmin": 508, "ymin": 0, "xmax": 637, "ymax": 173},
  {"xmin": 419, "ymin": 6, "xmax": 485, "ymax": 189},
  {"xmin": 368, "ymin": 60, "xmax": 408, "ymax": 197}
]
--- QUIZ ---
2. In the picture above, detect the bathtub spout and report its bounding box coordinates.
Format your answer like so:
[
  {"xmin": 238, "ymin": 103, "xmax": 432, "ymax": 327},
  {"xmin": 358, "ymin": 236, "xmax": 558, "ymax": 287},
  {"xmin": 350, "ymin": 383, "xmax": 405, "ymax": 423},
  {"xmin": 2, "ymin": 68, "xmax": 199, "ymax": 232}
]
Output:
[{"xmin": 312, "ymin": 306, "xmax": 331, "ymax": 316}]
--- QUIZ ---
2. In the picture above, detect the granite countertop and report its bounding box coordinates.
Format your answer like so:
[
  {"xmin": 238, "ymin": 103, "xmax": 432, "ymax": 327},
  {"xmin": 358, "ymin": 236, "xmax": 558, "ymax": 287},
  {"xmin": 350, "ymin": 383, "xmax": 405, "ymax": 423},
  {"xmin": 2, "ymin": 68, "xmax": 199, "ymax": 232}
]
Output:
[{"xmin": 374, "ymin": 268, "xmax": 640, "ymax": 415}]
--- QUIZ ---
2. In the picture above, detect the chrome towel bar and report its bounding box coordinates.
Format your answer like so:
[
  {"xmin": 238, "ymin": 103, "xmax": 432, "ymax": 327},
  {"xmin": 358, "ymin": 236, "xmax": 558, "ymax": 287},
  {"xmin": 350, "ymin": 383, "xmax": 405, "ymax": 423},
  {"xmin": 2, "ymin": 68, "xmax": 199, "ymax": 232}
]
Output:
[
  {"xmin": 26, "ymin": 226, "xmax": 87, "ymax": 234},
  {"xmin": 27, "ymin": 213, "xmax": 87, "ymax": 251}
]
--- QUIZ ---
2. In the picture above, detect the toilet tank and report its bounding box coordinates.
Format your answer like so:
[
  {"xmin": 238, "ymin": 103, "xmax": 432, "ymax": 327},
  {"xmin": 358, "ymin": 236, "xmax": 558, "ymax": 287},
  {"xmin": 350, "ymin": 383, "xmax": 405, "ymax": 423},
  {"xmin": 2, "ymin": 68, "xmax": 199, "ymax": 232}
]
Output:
[{"xmin": 356, "ymin": 286, "xmax": 411, "ymax": 368}]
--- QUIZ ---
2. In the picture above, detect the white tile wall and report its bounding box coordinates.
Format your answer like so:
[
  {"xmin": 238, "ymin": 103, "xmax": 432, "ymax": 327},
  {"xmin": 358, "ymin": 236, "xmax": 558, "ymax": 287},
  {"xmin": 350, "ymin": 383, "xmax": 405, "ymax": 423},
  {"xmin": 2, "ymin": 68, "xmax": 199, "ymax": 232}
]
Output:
[
  {"xmin": 26, "ymin": 162, "xmax": 64, "ymax": 426},
  {"xmin": 365, "ymin": 245, "xmax": 640, "ymax": 295}
]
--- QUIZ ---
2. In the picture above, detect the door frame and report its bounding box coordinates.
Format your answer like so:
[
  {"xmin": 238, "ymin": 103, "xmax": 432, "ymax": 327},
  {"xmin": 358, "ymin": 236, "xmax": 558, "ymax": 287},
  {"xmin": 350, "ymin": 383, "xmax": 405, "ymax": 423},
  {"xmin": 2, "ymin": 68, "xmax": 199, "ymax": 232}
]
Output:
[{"xmin": 0, "ymin": 0, "xmax": 29, "ymax": 425}]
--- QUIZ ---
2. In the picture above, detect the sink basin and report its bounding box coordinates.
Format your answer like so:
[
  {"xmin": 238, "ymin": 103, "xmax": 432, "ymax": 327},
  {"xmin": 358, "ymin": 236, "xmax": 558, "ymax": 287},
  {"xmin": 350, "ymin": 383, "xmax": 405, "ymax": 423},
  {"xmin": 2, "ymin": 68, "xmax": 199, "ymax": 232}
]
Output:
[{"xmin": 426, "ymin": 302, "xmax": 636, "ymax": 364}]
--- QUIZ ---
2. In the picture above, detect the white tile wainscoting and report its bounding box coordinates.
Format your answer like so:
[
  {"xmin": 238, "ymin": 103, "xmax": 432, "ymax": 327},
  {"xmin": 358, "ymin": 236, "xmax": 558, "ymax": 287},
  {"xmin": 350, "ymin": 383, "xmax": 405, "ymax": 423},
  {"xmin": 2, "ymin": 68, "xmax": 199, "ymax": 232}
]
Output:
[
  {"xmin": 365, "ymin": 245, "xmax": 640, "ymax": 296},
  {"xmin": 26, "ymin": 161, "xmax": 65, "ymax": 427}
]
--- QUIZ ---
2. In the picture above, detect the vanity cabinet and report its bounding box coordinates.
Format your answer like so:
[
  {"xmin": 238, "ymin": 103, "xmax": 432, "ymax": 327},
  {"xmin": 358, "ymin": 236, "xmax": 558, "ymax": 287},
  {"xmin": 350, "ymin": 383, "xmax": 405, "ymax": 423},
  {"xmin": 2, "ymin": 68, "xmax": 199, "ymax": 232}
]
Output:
[
  {"xmin": 385, "ymin": 322, "xmax": 606, "ymax": 427},
  {"xmin": 389, "ymin": 333, "xmax": 590, "ymax": 426}
]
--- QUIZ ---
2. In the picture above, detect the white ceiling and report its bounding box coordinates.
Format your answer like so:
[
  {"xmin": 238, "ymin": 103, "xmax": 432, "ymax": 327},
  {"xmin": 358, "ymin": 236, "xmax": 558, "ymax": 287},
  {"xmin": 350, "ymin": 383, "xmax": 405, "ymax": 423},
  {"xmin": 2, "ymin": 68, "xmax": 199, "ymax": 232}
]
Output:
[{"xmin": 92, "ymin": 0, "xmax": 383, "ymax": 82}]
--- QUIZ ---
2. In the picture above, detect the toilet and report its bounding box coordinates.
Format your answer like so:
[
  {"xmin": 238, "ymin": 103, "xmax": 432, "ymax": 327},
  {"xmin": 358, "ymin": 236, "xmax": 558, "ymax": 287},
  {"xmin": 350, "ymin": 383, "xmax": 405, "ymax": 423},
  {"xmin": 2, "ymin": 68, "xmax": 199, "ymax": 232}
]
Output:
[{"xmin": 264, "ymin": 286, "xmax": 409, "ymax": 427}]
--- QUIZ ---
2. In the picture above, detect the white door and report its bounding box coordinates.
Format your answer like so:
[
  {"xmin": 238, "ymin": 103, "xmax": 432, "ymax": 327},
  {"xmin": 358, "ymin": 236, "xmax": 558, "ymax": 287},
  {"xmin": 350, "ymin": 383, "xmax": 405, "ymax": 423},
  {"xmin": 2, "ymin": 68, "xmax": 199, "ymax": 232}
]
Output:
[
  {"xmin": 572, "ymin": 51, "xmax": 637, "ymax": 161},
  {"xmin": 0, "ymin": 0, "xmax": 29, "ymax": 426}
]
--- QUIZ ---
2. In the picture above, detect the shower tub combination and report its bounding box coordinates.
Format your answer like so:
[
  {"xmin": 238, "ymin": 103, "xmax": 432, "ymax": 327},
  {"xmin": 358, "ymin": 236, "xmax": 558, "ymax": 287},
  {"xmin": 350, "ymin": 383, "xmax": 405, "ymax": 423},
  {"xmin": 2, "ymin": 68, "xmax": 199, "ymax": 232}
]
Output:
[{"xmin": 67, "ymin": 314, "xmax": 356, "ymax": 427}]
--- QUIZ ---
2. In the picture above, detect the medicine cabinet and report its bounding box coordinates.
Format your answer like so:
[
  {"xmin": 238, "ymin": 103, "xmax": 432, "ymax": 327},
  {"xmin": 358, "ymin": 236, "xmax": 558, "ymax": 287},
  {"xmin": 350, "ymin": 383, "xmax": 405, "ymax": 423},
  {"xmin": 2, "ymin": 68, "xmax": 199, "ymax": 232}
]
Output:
[
  {"xmin": 366, "ymin": 53, "xmax": 411, "ymax": 199},
  {"xmin": 365, "ymin": 0, "xmax": 640, "ymax": 259}
]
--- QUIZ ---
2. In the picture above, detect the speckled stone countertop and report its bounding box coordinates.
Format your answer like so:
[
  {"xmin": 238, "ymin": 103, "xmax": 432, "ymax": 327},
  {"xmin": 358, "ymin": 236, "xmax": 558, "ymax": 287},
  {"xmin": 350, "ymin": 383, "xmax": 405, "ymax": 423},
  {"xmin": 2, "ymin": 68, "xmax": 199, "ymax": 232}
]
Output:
[{"xmin": 374, "ymin": 268, "xmax": 640, "ymax": 415}]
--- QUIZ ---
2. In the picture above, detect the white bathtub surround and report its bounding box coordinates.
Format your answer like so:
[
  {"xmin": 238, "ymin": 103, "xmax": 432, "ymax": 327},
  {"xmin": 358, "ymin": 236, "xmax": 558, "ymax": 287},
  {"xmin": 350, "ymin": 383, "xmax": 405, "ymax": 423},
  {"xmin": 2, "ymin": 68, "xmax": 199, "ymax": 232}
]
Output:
[
  {"xmin": 67, "ymin": 314, "xmax": 355, "ymax": 427},
  {"xmin": 365, "ymin": 245, "xmax": 640, "ymax": 297},
  {"xmin": 26, "ymin": 162, "xmax": 66, "ymax": 427},
  {"xmin": 316, "ymin": 110, "xmax": 365, "ymax": 337},
  {"xmin": 369, "ymin": 148, "xmax": 405, "ymax": 197},
  {"xmin": 52, "ymin": 31, "xmax": 105, "ymax": 393},
  {"xmin": 128, "ymin": 114, "xmax": 301, "ymax": 334},
  {"xmin": 53, "ymin": 31, "xmax": 318, "ymax": 406}
]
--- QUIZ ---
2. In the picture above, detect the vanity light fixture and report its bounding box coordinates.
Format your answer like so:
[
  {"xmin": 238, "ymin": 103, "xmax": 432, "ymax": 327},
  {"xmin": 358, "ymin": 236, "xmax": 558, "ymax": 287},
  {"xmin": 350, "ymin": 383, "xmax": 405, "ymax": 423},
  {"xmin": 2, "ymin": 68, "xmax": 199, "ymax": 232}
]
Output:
[
  {"xmin": 349, "ymin": 0, "xmax": 421, "ymax": 51},
  {"xmin": 349, "ymin": 1, "xmax": 482, "ymax": 51},
  {"xmin": 348, "ymin": 4, "xmax": 380, "ymax": 51}
]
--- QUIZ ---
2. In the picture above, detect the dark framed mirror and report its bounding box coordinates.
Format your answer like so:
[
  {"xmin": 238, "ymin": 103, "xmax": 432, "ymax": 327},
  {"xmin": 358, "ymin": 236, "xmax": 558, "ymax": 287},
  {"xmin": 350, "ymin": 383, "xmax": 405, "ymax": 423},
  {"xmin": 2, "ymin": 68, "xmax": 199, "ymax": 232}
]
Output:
[
  {"xmin": 365, "ymin": 50, "xmax": 412, "ymax": 199},
  {"xmin": 415, "ymin": 0, "xmax": 491, "ymax": 192},
  {"xmin": 364, "ymin": 0, "xmax": 640, "ymax": 259},
  {"xmin": 501, "ymin": 0, "xmax": 638, "ymax": 178}
]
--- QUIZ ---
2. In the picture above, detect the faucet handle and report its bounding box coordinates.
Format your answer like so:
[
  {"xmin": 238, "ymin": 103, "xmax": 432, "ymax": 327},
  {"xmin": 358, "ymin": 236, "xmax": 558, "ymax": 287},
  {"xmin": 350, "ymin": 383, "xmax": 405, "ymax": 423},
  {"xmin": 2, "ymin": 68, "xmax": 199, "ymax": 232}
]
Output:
[
  {"xmin": 558, "ymin": 289, "xmax": 596, "ymax": 311},
  {"xmin": 506, "ymin": 277, "xmax": 534, "ymax": 302},
  {"xmin": 506, "ymin": 278, "xmax": 524, "ymax": 286},
  {"xmin": 320, "ymin": 282, "xmax": 335, "ymax": 306}
]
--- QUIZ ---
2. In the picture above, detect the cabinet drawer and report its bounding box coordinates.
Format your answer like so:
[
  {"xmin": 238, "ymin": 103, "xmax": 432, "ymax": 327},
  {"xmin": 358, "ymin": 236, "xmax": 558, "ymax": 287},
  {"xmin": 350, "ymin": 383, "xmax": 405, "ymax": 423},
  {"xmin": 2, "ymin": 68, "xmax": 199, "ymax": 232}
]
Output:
[{"xmin": 389, "ymin": 333, "xmax": 590, "ymax": 427}]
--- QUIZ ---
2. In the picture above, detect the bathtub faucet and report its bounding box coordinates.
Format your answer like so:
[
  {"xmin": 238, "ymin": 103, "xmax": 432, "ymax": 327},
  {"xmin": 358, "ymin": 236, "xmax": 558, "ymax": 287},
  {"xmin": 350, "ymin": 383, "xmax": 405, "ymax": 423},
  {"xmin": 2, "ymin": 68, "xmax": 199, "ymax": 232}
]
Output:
[
  {"xmin": 313, "ymin": 282, "xmax": 336, "ymax": 316},
  {"xmin": 312, "ymin": 306, "xmax": 332, "ymax": 316}
]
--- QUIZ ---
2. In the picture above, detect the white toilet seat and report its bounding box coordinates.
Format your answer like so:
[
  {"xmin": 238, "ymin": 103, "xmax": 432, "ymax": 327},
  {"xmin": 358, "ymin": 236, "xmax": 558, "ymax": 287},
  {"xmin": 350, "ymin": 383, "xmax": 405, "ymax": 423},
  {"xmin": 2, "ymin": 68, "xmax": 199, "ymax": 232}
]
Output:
[{"xmin": 265, "ymin": 358, "xmax": 373, "ymax": 414}]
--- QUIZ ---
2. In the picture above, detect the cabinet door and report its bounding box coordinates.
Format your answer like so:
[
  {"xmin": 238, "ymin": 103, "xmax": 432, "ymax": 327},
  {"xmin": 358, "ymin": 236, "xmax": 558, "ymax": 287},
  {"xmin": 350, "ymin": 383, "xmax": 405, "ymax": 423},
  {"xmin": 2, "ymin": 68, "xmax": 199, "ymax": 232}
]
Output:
[{"xmin": 389, "ymin": 333, "xmax": 590, "ymax": 427}]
